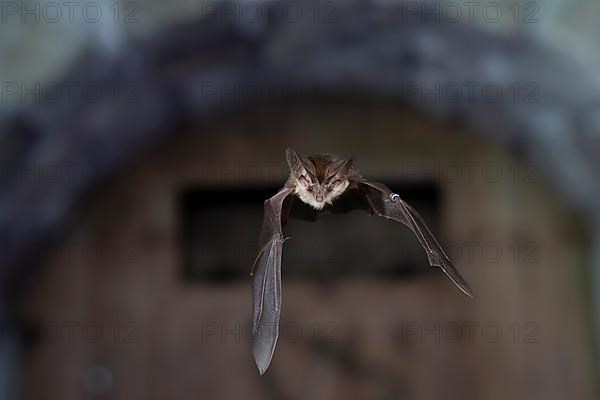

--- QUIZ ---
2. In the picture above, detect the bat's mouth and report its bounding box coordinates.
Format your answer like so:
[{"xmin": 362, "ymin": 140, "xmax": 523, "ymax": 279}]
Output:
[{"xmin": 313, "ymin": 200, "xmax": 326, "ymax": 210}]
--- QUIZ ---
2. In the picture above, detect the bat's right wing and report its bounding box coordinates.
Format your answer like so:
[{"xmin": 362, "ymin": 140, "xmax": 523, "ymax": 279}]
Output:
[{"xmin": 250, "ymin": 186, "xmax": 294, "ymax": 375}]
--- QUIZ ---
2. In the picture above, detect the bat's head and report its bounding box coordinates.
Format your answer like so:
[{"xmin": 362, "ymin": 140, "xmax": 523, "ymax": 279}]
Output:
[{"xmin": 285, "ymin": 148, "xmax": 353, "ymax": 210}]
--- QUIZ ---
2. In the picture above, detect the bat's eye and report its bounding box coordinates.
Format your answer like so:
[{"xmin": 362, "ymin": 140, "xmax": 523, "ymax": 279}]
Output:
[{"xmin": 307, "ymin": 186, "xmax": 314, "ymax": 192}]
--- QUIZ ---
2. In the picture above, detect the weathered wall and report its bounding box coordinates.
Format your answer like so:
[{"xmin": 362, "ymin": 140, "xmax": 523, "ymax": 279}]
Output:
[{"xmin": 21, "ymin": 105, "xmax": 594, "ymax": 399}]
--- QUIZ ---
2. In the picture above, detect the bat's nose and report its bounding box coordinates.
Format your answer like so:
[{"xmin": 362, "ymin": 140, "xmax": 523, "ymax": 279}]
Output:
[{"xmin": 316, "ymin": 194, "xmax": 324, "ymax": 202}]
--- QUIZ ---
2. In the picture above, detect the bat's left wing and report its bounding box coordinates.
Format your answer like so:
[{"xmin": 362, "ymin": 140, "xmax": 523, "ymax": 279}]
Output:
[
  {"xmin": 357, "ymin": 179, "xmax": 473, "ymax": 298},
  {"xmin": 250, "ymin": 186, "xmax": 294, "ymax": 375}
]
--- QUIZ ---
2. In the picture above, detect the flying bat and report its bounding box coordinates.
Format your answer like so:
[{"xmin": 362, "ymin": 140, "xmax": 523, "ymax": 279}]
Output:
[{"xmin": 251, "ymin": 149, "xmax": 473, "ymax": 374}]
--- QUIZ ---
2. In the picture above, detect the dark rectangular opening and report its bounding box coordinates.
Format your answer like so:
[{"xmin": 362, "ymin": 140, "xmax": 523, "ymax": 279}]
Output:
[{"xmin": 179, "ymin": 182, "xmax": 441, "ymax": 284}]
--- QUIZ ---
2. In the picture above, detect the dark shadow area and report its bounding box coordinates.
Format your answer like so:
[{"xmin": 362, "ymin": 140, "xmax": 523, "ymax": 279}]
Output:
[{"xmin": 180, "ymin": 182, "xmax": 440, "ymax": 284}]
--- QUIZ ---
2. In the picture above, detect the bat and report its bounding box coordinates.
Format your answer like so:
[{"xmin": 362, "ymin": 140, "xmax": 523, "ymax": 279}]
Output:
[{"xmin": 251, "ymin": 149, "xmax": 473, "ymax": 374}]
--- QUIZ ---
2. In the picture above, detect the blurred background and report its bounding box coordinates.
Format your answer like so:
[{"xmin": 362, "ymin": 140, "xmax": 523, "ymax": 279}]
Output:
[{"xmin": 1, "ymin": 0, "xmax": 600, "ymax": 399}]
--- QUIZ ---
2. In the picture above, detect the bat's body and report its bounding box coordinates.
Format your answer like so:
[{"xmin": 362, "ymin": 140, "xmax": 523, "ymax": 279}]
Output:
[{"xmin": 251, "ymin": 149, "xmax": 473, "ymax": 375}]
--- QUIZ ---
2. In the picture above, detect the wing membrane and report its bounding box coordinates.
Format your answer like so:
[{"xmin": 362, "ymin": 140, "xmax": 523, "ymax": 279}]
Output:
[
  {"xmin": 359, "ymin": 179, "xmax": 473, "ymax": 297},
  {"xmin": 250, "ymin": 187, "xmax": 293, "ymax": 374}
]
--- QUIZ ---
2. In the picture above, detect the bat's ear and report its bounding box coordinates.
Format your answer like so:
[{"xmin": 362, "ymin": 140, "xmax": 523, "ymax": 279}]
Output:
[
  {"xmin": 285, "ymin": 148, "xmax": 303, "ymax": 173},
  {"xmin": 338, "ymin": 158, "xmax": 354, "ymax": 177}
]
